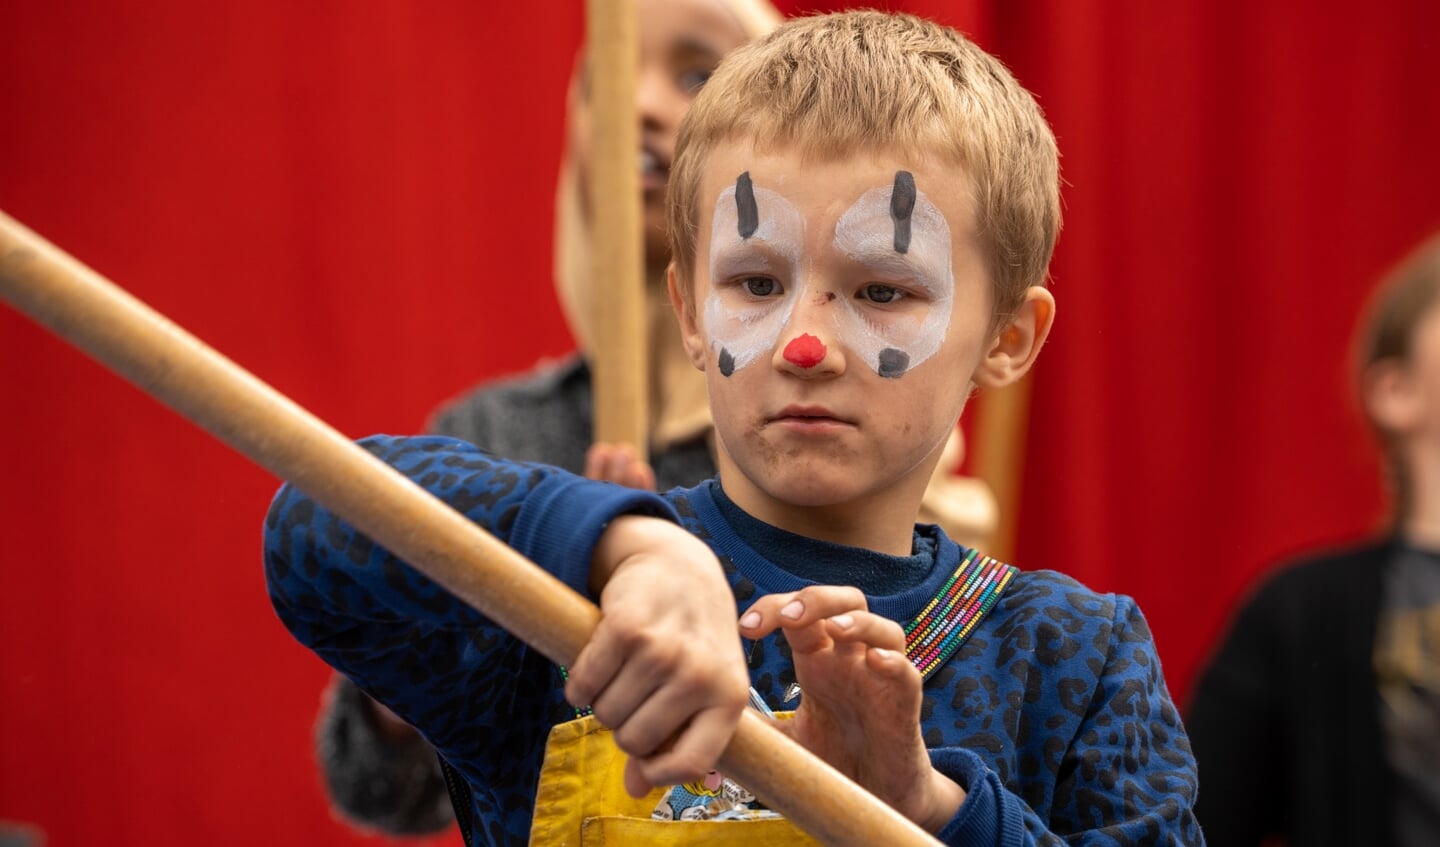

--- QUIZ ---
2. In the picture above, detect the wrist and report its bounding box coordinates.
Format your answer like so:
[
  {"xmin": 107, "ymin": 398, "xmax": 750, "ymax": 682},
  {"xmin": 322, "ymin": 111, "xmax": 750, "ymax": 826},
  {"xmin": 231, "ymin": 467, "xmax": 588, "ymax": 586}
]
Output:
[
  {"xmin": 920, "ymin": 766, "xmax": 967, "ymax": 833},
  {"xmin": 589, "ymin": 514, "xmax": 701, "ymax": 596}
]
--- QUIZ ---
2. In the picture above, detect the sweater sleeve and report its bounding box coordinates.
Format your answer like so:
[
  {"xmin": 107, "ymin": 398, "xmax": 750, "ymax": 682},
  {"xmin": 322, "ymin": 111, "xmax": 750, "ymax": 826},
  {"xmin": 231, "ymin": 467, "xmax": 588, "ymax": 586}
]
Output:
[
  {"xmin": 307, "ymin": 371, "xmax": 588, "ymax": 837},
  {"xmin": 930, "ymin": 597, "xmax": 1202, "ymax": 846},
  {"xmin": 265, "ymin": 435, "xmax": 676, "ymax": 794}
]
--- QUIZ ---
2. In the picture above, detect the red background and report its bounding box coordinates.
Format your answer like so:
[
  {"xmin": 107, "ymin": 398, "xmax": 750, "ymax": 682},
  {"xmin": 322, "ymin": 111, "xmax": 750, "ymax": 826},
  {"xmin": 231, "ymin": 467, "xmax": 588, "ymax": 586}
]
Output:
[{"xmin": 2, "ymin": 2, "xmax": 1438, "ymax": 843}]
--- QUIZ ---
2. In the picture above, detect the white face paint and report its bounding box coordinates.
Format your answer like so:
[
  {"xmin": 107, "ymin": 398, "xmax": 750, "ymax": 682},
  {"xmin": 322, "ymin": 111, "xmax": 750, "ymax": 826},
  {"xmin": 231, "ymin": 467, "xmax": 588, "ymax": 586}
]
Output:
[
  {"xmin": 831, "ymin": 180, "xmax": 954, "ymax": 377},
  {"xmin": 702, "ymin": 172, "xmax": 955, "ymax": 378},
  {"xmin": 704, "ymin": 179, "xmax": 806, "ymax": 375}
]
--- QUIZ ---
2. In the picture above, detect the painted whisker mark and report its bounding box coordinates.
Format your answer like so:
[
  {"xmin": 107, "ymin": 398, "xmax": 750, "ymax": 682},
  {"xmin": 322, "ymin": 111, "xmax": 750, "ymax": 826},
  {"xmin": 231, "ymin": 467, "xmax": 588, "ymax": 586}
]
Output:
[{"xmin": 878, "ymin": 347, "xmax": 910, "ymax": 378}]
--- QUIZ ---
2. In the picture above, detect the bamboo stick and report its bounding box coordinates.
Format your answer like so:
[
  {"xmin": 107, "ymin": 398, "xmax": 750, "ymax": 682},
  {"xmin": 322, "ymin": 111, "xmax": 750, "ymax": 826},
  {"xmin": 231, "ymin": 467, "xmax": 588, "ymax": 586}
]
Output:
[
  {"xmin": 0, "ymin": 210, "xmax": 940, "ymax": 845},
  {"xmin": 585, "ymin": 0, "xmax": 649, "ymax": 459}
]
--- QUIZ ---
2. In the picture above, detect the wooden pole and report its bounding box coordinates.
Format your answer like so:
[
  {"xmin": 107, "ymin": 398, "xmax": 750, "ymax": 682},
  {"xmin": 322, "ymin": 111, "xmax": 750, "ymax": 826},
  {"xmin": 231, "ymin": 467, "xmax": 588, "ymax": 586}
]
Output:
[
  {"xmin": 586, "ymin": 0, "xmax": 649, "ymax": 459},
  {"xmin": 970, "ymin": 381, "xmax": 1031, "ymax": 562},
  {"xmin": 0, "ymin": 210, "xmax": 941, "ymax": 845}
]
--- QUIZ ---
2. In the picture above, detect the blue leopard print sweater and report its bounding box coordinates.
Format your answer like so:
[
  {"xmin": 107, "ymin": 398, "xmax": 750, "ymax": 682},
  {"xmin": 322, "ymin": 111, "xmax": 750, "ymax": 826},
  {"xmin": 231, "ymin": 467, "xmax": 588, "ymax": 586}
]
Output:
[{"xmin": 264, "ymin": 436, "xmax": 1201, "ymax": 846}]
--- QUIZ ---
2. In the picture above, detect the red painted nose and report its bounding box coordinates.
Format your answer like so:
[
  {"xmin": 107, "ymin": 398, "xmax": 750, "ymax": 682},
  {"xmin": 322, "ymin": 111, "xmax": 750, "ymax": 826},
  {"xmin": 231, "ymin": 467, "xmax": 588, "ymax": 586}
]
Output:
[{"xmin": 782, "ymin": 333, "xmax": 827, "ymax": 368}]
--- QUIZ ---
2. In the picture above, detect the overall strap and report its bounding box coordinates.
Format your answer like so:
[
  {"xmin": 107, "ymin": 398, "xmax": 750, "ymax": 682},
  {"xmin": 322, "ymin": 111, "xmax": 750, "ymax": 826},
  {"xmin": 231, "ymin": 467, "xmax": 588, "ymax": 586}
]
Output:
[
  {"xmin": 437, "ymin": 755, "xmax": 475, "ymax": 847},
  {"xmin": 783, "ymin": 548, "xmax": 1018, "ymax": 704},
  {"xmin": 905, "ymin": 549, "xmax": 1017, "ymax": 680}
]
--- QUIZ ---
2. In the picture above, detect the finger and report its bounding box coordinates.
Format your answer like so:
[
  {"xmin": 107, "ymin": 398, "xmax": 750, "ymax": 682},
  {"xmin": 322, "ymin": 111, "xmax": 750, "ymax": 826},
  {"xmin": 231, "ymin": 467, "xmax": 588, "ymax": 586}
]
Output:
[
  {"xmin": 866, "ymin": 647, "xmax": 926, "ymax": 718},
  {"xmin": 605, "ymin": 653, "xmax": 727, "ymax": 758},
  {"xmin": 564, "ymin": 625, "xmax": 627, "ymax": 707},
  {"xmin": 587, "ymin": 657, "xmax": 666, "ymax": 736},
  {"xmin": 607, "ymin": 443, "xmax": 633, "ymax": 478},
  {"xmin": 825, "ymin": 610, "xmax": 908, "ymax": 653},
  {"xmin": 866, "ymin": 645, "xmax": 921, "ymax": 684},
  {"xmin": 626, "ymin": 703, "xmax": 743, "ymax": 796},
  {"xmin": 738, "ymin": 585, "xmax": 869, "ymax": 637},
  {"xmin": 737, "ymin": 591, "xmax": 797, "ymax": 634},
  {"xmin": 623, "ymin": 458, "xmax": 657, "ymax": 491},
  {"xmin": 583, "ymin": 443, "xmax": 612, "ymax": 481},
  {"xmin": 608, "ymin": 444, "xmax": 647, "ymax": 490},
  {"xmin": 781, "ymin": 616, "xmax": 839, "ymax": 656},
  {"xmin": 624, "ymin": 752, "xmax": 658, "ymax": 798}
]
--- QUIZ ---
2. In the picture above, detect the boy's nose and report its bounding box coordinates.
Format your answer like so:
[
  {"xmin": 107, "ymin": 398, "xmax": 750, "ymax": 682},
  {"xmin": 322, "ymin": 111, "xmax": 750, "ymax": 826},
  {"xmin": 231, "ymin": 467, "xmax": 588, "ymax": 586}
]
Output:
[
  {"xmin": 773, "ymin": 301, "xmax": 845, "ymax": 378},
  {"xmin": 783, "ymin": 334, "xmax": 826, "ymax": 369}
]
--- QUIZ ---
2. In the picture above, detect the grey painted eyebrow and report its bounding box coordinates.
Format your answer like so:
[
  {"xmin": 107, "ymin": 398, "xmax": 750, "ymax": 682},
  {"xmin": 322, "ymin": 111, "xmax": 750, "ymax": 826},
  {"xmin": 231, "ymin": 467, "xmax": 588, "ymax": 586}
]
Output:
[
  {"xmin": 891, "ymin": 170, "xmax": 916, "ymax": 253},
  {"xmin": 735, "ymin": 172, "xmax": 758, "ymax": 239}
]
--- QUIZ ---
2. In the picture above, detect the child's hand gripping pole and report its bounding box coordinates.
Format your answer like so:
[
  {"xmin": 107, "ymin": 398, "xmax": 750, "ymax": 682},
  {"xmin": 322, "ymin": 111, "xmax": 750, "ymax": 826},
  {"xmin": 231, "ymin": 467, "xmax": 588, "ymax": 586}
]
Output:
[{"xmin": 0, "ymin": 210, "xmax": 942, "ymax": 847}]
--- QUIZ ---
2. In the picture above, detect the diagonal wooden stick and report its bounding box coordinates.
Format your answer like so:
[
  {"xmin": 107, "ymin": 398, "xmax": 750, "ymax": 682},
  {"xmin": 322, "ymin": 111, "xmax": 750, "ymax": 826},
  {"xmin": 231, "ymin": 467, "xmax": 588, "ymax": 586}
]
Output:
[{"xmin": 0, "ymin": 210, "xmax": 941, "ymax": 846}]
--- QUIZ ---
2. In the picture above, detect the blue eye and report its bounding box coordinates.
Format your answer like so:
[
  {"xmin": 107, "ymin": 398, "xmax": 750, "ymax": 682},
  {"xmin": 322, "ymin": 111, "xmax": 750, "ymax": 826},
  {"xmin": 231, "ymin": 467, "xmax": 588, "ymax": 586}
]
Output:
[
  {"xmin": 679, "ymin": 68, "xmax": 713, "ymax": 95},
  {"xmin": 862, "ymin": 284, "xmax": 903, "ymax": 303},
  {"xmin": 744, "ymin": 277, "xmax": 778, "ymax": 297}
]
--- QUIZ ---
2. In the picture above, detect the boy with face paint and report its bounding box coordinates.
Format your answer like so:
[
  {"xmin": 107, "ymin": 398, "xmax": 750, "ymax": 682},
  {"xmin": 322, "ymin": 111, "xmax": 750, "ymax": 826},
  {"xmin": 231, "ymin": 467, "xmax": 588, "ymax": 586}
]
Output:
[{"xmin": 263, "ymin": 11, "xmax": 1202, "ymax": 846}]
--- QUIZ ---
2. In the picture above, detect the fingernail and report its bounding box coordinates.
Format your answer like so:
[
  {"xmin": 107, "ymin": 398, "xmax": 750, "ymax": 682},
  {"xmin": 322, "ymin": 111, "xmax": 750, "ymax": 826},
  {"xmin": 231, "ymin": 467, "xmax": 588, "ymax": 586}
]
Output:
[
  {"xmin": 872, "ymin": 648, "xmax": 897, "ymax": 660},
  {"xmin": 781, "ymin": 600, "xmax": 804, "ymax": 619},
  {"xmin": 739, "ymin": 611, "xmax": 760, "ymax": 628},
  {"xmin": 830, "ymin": 613, "xmax": 853, "ymax": 629}
]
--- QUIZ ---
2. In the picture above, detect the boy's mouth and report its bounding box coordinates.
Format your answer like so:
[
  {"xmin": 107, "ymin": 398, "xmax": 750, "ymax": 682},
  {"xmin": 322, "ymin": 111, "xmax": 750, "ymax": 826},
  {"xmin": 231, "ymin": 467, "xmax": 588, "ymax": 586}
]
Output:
[{"xmin": 770, "ymin": 405, "xmax": 855, "ymax": 431}]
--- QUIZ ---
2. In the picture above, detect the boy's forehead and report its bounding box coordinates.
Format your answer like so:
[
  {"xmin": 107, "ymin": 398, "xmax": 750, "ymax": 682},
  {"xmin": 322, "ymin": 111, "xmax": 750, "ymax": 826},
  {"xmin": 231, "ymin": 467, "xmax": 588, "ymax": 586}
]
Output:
[{"xmin": 695, "ymin": 140, "xmax": 976, "ymax": 233}]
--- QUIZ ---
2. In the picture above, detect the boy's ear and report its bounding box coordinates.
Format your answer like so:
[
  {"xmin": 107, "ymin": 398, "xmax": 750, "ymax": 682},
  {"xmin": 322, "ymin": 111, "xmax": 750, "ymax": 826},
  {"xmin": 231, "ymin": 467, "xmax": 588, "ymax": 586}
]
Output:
[
  {"xmin": 973, "ymin": 286, "xmax": 1056, "ymax": 389},
  {"xmin": 1364, "ymin": 359, "xmax": 1419, "ymax": 435},
  {"xmin": 667, "ymin": 264, "xmax": 708, "ymax": 371}
]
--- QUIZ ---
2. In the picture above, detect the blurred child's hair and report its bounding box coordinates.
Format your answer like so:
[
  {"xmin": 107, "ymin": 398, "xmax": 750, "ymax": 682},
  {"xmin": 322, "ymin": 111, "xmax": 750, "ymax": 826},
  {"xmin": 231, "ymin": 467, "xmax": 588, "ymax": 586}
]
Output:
[
  {"xmin": 1358, "ymin": 232, "xmax": 1440, "ymax": 523},
  {"xmin": 667, "ymin": 10, "xmax": 1060, "ymax": 326}
]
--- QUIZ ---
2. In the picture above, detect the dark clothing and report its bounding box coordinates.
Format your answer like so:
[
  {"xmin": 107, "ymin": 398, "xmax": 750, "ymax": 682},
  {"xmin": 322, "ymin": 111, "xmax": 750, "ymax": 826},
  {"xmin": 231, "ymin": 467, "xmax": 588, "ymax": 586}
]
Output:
[
  {"xmin": 1188, "ymin": 540, "xmax": 1395, "ymax": 847},
  {"xmin": 313, "ymin": 671, "xmax": 456, "ymax": 834},
  {"xmin": 429, "ymin": 355, "xmax": 715, "ymax": 491}
]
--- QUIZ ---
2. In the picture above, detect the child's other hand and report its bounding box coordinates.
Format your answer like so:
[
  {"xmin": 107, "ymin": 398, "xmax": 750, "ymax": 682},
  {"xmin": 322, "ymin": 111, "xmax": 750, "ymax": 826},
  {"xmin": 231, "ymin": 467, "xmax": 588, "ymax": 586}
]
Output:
[
  {"xmin": 739, "ymin": 587, "xmax": 968, "ymax": 832},
  {"xmin": 566, "ymin": 515, "xmax": 749, "ymax": 798},
  {"xmin": 584, "ymin": 442, "xmax": 657, "ymax": 491}
]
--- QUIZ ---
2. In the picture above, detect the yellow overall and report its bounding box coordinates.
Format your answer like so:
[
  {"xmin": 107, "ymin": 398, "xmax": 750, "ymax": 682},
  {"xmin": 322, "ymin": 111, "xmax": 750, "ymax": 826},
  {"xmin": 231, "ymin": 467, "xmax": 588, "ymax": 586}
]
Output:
[{"xmin": 527, "ymin": 714, "xmax": 817, "ymax": 846}]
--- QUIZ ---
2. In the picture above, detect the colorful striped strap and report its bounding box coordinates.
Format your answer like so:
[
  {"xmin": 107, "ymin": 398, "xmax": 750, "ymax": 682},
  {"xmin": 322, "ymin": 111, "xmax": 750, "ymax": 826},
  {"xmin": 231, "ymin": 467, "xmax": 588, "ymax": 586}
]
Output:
[{"xmin": 905, "ymin": 549, "xmax": 1017, "ymax": 680}]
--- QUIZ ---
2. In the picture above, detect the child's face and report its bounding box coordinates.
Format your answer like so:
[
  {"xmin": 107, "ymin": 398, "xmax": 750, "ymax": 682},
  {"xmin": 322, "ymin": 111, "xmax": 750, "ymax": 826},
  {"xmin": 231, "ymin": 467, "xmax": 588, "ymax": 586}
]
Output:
[
  {"xmin": 569, "ymin": 0, "xmax": 749, "ymax": 266},
  {"xmin": 1375, "ymin": 301, "xmax": 1440, "ymax": 445},
  {"xmin": 676, "ymin": 140, "xmax": 1004, "ymax": 536}
]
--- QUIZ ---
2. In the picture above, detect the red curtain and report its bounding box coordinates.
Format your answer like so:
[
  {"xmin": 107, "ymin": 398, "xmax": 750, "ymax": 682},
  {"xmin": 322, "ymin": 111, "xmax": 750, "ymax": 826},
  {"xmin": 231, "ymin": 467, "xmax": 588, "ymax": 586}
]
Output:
[{"xmin": 1, "ymin": 2, "xmax": 1437, "ymax": 844}]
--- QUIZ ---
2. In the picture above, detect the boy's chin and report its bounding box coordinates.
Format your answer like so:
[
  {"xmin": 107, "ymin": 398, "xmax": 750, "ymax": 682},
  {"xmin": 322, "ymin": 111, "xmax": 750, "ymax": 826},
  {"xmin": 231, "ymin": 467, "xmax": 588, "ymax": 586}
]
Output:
[
  {"xmin": 759, "ymin": 473, "xmax": 895, "ymax": 511},
  {"xmin": 767, "ymin": 485, "xmax": 850, "ymax": 510}
]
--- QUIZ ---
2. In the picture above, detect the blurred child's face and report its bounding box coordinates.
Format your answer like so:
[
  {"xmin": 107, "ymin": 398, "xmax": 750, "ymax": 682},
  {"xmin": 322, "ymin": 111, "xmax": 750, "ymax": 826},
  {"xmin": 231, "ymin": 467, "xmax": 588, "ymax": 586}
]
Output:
[
  {"xmin": 570, "ymin": 0, "xmax": 748, "ymax": 268},
  {"xmin": 1384, "ymin": 302, "xmax": 1440, "ymax": 443},
  {"xmin": 679, "ymin": 140, "xmax": 998, "ymax": 528}
]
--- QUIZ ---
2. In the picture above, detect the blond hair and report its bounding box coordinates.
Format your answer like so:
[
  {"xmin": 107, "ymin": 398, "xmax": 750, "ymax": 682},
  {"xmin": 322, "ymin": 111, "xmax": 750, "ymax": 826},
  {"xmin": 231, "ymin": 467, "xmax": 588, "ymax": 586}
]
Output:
[{"xmin": 668, "ymin": 11, "xmax": 1060, "ymax": 323}]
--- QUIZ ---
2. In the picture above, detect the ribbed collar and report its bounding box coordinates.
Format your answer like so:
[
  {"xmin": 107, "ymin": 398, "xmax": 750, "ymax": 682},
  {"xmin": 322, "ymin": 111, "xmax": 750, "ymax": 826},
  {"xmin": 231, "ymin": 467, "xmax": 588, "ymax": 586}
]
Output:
[{"xmin": 683, "ymin": 479, "xmax": 963, "ymax": 620}]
